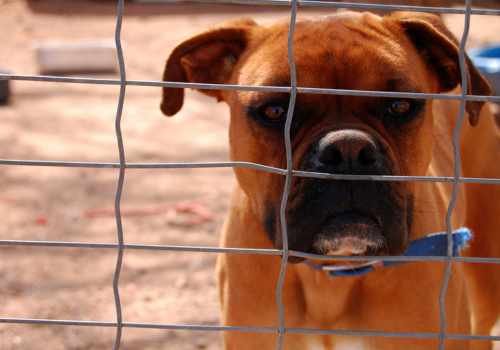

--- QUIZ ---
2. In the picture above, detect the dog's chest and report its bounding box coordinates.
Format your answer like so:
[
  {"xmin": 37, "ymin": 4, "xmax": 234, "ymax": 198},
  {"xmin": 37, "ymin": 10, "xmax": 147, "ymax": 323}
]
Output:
[{"xmin": 306, "ymin": 337, "xmax": 365, "ymax": 350}]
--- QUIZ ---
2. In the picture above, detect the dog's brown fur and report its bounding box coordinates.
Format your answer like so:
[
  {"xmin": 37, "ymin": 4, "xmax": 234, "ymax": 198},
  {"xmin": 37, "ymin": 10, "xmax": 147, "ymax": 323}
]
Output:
[{"xmin": 160, "ymin": 11, "xmax": 499, "ymax": 350}]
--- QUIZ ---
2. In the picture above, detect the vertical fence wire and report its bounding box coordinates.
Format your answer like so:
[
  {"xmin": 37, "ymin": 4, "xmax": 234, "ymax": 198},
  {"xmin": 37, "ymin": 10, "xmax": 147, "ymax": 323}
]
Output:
[
  {"xmin": 438, "ymin": 0, "xmax": 472, "ymax": 349},
  {"xmin": 275, "ymin": 0, "xmax": 298, "ymax": 348},
  {"xmin": 112, "ymin": 0, "xmax": 127, "ymax": 349}
]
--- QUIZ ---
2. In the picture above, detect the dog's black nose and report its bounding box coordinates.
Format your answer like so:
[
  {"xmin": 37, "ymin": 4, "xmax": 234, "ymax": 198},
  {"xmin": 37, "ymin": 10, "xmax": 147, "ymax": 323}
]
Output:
[{"xmin": 315, "ymin": 129, "xmax": 382, "ymax": 174}]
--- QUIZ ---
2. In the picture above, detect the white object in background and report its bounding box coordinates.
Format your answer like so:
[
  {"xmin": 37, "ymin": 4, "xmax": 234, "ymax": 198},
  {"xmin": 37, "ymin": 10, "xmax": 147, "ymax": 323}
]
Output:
[{"xmin": 35, "ymin": 40, "xmax": 118, "ymax": 74}]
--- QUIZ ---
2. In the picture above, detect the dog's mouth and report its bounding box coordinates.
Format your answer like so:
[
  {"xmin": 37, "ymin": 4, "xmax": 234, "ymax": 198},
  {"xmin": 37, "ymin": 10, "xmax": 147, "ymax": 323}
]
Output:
[
  {"xmin": 275, "ymin": 177, "xmax": 410, "ymax": 262},
  {"xmin": 312, "ymin": 211, "xmax": 386, "ymax": 257}
]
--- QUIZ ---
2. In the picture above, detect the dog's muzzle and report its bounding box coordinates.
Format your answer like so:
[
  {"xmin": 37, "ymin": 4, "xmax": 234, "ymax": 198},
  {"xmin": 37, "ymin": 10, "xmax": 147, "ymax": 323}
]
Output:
[{"xmin": 280, "ymin": 128, "xmax": 410, "ymax": 261}]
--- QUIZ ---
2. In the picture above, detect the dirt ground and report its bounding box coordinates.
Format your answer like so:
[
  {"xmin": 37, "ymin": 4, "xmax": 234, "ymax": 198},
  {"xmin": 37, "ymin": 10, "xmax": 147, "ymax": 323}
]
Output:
[{"xmin": 0, "ymin": 1, "xmax": 499, "ymax": 349}]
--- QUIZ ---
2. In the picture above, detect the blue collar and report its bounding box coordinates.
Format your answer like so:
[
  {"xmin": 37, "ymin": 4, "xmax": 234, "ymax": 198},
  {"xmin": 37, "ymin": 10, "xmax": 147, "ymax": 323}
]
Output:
[{"xmin": 304, "ymin": 227, "xmax": 472, "ymax": 277}]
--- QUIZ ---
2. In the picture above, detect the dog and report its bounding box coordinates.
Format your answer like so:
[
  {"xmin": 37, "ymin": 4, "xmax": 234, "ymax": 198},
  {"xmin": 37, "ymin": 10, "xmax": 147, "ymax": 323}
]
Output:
[{"xmin": 160, "ymin": 11, "xmax": 499, "ymax": 350}]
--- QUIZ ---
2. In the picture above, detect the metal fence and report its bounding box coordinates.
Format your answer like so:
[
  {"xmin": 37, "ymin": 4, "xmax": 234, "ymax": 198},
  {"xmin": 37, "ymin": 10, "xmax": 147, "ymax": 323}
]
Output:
[{"xmin": 1, "ymin": 0, "xmax": 500, "ymax": 349}]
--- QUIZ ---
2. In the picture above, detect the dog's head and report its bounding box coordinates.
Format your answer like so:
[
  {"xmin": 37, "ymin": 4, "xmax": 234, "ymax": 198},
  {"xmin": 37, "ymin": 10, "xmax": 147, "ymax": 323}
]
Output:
[{"xmin": 160, "ymin": 12, "xmax": 491, "ymax": 259}]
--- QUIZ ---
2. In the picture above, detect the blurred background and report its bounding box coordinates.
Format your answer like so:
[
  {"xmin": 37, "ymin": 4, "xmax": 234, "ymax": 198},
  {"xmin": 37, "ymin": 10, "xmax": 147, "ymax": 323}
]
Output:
[{"xmin": 0, "ymin": 0, "xmax": 499, "ymax": 349}]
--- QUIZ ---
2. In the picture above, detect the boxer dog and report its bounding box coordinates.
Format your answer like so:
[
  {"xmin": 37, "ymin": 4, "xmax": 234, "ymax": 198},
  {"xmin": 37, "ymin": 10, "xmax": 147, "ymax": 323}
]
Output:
[{"xmin": 160, "ymin": 11, "xmax": 499, "ymax": 350}]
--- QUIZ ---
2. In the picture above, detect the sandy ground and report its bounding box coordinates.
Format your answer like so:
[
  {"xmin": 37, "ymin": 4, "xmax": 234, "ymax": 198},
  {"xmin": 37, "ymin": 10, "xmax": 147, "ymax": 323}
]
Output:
[{"xmin": 0, "ymin": 1, "xmax": 499, "ymax": 349}]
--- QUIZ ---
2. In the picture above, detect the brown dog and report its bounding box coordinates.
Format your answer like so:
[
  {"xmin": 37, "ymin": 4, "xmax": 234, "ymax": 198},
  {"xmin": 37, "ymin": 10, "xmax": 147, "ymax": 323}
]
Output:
[{"xmin": 160, "ymin": 11, "xmax": 499, "ymax": 350}]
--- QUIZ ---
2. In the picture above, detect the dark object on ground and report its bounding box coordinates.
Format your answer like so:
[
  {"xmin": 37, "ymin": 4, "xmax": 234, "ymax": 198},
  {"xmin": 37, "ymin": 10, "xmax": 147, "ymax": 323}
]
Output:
[{"xmin": 0, "ymin": 70, "xmax": 11, "ymax": 105}]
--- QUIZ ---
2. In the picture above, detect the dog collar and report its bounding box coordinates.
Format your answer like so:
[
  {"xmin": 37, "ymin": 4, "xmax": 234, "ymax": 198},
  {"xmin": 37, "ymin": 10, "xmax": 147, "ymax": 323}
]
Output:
[{"xmin": 304, "ymin": 227, "xmax": 472, "ymax": 277}]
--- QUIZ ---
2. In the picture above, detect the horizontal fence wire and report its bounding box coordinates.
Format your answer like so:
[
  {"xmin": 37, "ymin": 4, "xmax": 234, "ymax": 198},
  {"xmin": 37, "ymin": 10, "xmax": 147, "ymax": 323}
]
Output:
[
  {"xmin": 2, "ymin": 73, "xmax": 500, "ymax": 103},
  {"xmin": 1, "ymin": 0, "xmax": 500, "ymax": 348},
  {"xmin": 2, "ymin": 159, "xmax": 500, "ymax": 184},
  {"xmin": 1, "ymin": 317, "xmax": 500, "ymax": 341},
  {"xmin": 3, "ymin": 240, "xmax": 500, "ymax": 264}
]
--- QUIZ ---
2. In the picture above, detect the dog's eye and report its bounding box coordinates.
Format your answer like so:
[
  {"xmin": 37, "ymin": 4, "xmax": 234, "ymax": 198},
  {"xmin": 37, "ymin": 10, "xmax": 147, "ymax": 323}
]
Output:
[
  {"xmin": 383, "ymin": 99, "xmax": 424, "ymax": 124},
  {"xmin": 387, "ymin": 100, "xmax": 411, "ymax": 117},
  {"xmin": 263, "ymin": 105, "xmax": 286, "ymax": 121},
  {"xmin": 248, "ymin": 102, "xmax": 288, "ymax": 128}
]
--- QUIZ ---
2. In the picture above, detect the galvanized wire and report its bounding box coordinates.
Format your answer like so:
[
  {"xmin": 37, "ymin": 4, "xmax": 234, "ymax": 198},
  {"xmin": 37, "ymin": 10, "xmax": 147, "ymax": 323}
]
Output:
[
  {"xmin": 2, "ymin": 159, "xmax": 500, "ymax": 184},
  {"xmin": 0, "ymin": 0, "xmax": 499, "ymax": 348},
  {"xmin": 111, "ymin": 0, "xmax": 127, "ymax": 349},
  {"xmin": 2, "ymin": 73, "xmax": 500, "ymax": 103},
  {"xmin": 275, "ymin": 0, "xmax": 298, "ymax": 348},
  {"xmin": 2, "ymin": 239, "xmax": 500, "ymax": 264},
  {"xmin": 1, "ymin": 316, "xmax": 500, "ymax": 341},
  {"xmin": 438, "ymin": 1, "xmax": 471, "ymax": 349}
]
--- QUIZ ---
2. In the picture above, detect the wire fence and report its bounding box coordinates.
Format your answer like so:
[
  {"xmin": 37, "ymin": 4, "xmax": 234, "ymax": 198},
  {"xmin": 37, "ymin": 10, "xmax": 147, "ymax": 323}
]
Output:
[{"xmin": 0, "ymin": 0, "xmax": 499, "ymax": 349}]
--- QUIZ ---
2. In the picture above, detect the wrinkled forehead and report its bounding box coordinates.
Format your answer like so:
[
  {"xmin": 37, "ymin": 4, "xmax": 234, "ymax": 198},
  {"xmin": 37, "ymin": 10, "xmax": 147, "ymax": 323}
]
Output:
[{"xmin": 236, "ymin": 13, "xmax": 425, "ymax": 104}]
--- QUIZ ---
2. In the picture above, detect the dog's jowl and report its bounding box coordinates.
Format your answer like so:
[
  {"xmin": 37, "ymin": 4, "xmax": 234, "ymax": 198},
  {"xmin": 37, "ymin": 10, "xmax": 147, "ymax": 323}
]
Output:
[{"xmin": 161, "ymin": 11, "xmax": 499, "ymax": 350}]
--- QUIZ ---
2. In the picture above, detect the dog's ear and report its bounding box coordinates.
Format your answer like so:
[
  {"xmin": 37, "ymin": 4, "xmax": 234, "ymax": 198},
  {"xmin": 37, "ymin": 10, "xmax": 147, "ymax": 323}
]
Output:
[
  {"xmin": 388, "ymin": 12, "xmax": 492, "ymax": 126},
  {"xmin": 160, "ymin": 18, "xmax": 257, "ymax": 116}
]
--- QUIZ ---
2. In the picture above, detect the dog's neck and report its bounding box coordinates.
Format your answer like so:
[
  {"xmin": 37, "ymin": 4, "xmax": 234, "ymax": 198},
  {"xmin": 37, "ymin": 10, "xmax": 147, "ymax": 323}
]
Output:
[
  {"xmin": 408, "ymin": 98, "xmax": 467, "ymax": 240},
  {"xmin": 221, "ymin": 187, "xmax": 275, "ymax": 250}
]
